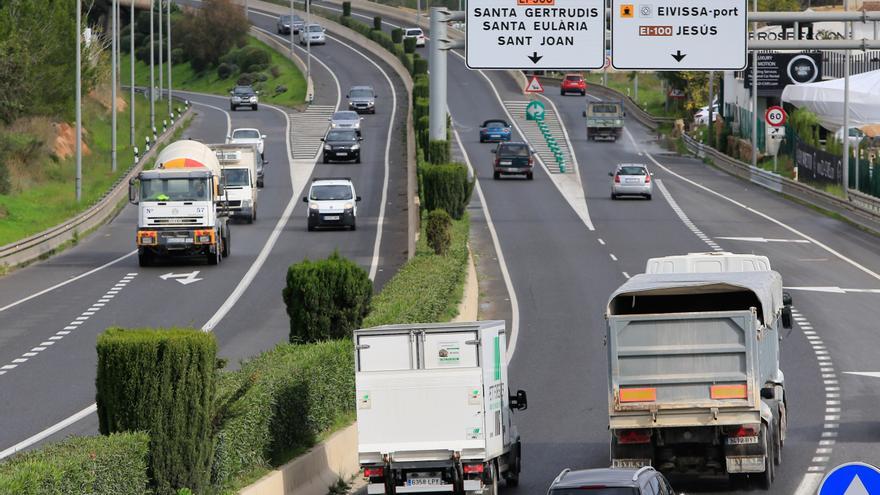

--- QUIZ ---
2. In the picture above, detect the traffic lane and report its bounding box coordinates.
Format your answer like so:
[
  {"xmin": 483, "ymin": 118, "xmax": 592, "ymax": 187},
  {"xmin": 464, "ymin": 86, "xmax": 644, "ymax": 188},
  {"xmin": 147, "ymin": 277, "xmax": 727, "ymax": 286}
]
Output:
[
  {"xmin": 0, "ymin": 96, "xmax": 295, "ymax": 452},
  {"xmin": 447, "ymin": 55, "xmax": 630, "ymax": 493}
]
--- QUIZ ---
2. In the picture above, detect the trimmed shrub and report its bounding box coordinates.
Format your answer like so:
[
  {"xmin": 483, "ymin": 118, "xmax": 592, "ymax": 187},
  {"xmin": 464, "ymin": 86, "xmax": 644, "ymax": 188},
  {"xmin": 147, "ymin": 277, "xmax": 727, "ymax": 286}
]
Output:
[
  {"xmin": 404, "ymin": 36, "xmax": 417, "ymax": 53},
  {"xmin": 282, "ymin": 252, "xmax": 372, "ymax": 343},
  {"xmin": 236, "ymin": 72, "xmax": 259, "ymax": 86},
  {"xmin": 256, "ymin": 72, "xmax": 269, "ymax": 82},
  {"xmin": 211, "ymin": 340, "xmax": 355, "ymax": 487},
  {"xmin": 269, "ymin": 64, "xmax": 282, "ymax": 78},
  {"xmin": 170, "ymin": 47, "xmax": 185, "ymax": 64},
  {"xmin": 364, "ymin": 213, "xmax": 470, "ymax": 326},
  {"xmin": 427, "ymin": 139, "xmax": 451, "ymax": 164},
  {"xmin": 370, "ymin": 30, "xmax": 395, "ymax": 51},
  {"xmin": 343, "ymin": 1, "xmax": 352, "ymax": 16},
  {"xmin": 0, "ymin": 432, "xmax": 150, "ymax": 495},
  {"xmin": 247, "ymin": 63, "xmax": 269, "ymax": 74},
  {"xmin": 413, "ymin": 96, "xmax": 429, "ymax": 122},
  {"xmin": 235, "ymin": 46, "xmax": 270, "ymax": 72},
  {"xmin": 420, "ymin": 162, "xmax": 472, "ymax": 219},
  {"xmin": 413, "ymin": 54, "xmax": 428, "ymax": 75},
  {"xmin": 217, "ymin": 62, "xmax": 234, "ymax": 80},
  {"xmin": 391, "ymin": 28, "xmax": 404, "ymax": 43},
  {"xmin": 415, "ymin": 115, "xmax": 429, "ymax": 132},
  {"xmin": 275, "ymin": 84, "xmax": 288, "ymax": 95},
  {"xmin": 96, "ymin": 328, "xmax": 217, "ymax": 495},
  {"xmin": 373, "ymin": 16, "xmax": 383, "ymax": 30},
  {"xmin": 426, "ymin": 209, "xmax": 453, "ymax": 255}
]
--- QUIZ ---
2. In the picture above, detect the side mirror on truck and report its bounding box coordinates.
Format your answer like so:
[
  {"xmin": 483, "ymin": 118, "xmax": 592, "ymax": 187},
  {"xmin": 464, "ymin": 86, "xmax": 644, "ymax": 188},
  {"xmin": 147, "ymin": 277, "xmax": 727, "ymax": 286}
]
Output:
[
  {"xmin": 128, "ymin": 178, "xmax": 139, "ymax": 205},
  {"xmin": 509, "ymin": 390, "xmax": 528, "ymax": 411},
  {"xmin": 781, "ymin": 291, "xmax": 793, "ymax": 329}
]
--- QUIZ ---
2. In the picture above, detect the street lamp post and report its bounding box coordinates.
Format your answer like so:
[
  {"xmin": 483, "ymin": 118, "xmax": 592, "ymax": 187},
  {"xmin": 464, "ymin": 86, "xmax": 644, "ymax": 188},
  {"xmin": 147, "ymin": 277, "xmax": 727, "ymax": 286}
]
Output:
[
  {"xmin": 290, "ymin": 0, "xmax": 295, "ymax": 57},
  {"xmin": 76, "ymin": 0, "xmax": 82, "ymax": 202},
  {"xmin": 158, "ymin": 0, "xmax": 163, "ymax": 100},
  {"xmin": 130, "ymin": 1, "xmax": 135, "ymax": 147},
  {"xmin": 149, "ymin": 0, "xmax": 155, "ymax": 132},
  {"xmin": 751, "ymin": 0, "xmax": 758, "ymax": 169},
  {"xmin": 167, "ymin": 0, "xmax": 172, "ymax": 117},
  {"xmin": 843, "ymin": 0, "xmax": 852, "ymax": 197},
  {"xmin": 307, "ymin": 0, "xmax": 311, "ymax": 86},
  {"xmin": 112, "ymin": 0, "xmax": 118, "ymax": 173}
]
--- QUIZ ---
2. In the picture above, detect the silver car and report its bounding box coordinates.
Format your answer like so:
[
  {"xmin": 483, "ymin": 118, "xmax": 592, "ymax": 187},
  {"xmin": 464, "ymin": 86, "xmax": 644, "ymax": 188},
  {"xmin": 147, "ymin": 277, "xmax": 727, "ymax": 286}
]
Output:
[
  {"xmin": 610, "ymin": 163, "xmax": 653, "ymax": 200},
  {"xmin": 329, "ymin": 110, "xmax": 363, "ymax": 136},
  {"xmin": 299, "ymin": 24, "xmax": 326, "ymax": 45}
]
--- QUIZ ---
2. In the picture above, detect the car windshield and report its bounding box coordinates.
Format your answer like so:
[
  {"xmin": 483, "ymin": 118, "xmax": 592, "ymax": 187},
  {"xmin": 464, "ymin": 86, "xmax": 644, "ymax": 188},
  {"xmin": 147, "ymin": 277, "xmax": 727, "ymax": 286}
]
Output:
[
  {"xmin": 350, "ymin": 89, "xmax": 374, "ymax": 98},
  {"xmin": 294, "ymin": 15, "xmax": 304, "ymax": 22},
  {"xmin": 619, "ymin": 166, "xmax": 647, "ymax": 176},
  {"xmin": 232, "ymin": 130, "xmax": 260, "ymax": 140},
  {"xmin": 222, "ymin": 169, "xmax": 249, "ymax": 186},
  {"xmin": 327, "ymin": 130, "xmax": 357, "ymax": 142},
  {"xmin": 565, "ymin": 75, "xmax": 583, "ymax": 81},
  {"xmin": 279, "ymin": 15, "xmax": 291, "ymax": 22},
  {"xmin": 309, "ymin": 25, "xmax": 323, "ymax": 32},
  {"xmin": 551, "ymin": 488, "xmax": 637, "ymax": 495},
  {"xmin": 333, "ymin": 111, "xmax": 359, "ymax": 121},
  {"xmin": 499, "ymin": 144, "xmax": 529, "ymax": 157},
  {"xmin": 485, "ymin": 121, "xmax": 508, "ymax": 129},
  {"xmin": 233, "ymin": 87, "xmax": 254, "ymax": 95},
  {"xmin": 592, "ymin": 104, "xmax": 619, "ymax": 114},
  {"xmin": 141, "ymin": 177, "xmax": 209, "ymax": 202},
  {"xmin": 311, "ymin": 185, "xmax": 353, "ymax": 200},
  {"xmin": 406, "ymin": 29, "xmax": 422, "ymax": 36}
]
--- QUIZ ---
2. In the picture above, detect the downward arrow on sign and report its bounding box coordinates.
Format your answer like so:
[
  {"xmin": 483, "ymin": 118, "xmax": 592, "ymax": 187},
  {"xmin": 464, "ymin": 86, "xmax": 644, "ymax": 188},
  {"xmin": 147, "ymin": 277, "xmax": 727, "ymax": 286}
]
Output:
[
  {"xmin": 671, "ymin": 50, "xmax": 687, "ymax": 62},
  {"xmin": 528, "ymin": 51, "xmax": 543, "ymax": 64},
  {"xmin": 160, "ymin": 271, "xmax": 203, "ymax": 285}
]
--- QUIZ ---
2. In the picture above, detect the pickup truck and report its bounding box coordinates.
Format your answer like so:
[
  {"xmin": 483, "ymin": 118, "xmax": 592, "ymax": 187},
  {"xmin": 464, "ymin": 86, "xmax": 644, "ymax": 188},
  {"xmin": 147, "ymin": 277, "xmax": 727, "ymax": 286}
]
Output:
[
  {"xmin": 356, "ymin": 321, "xmax": 527, "ymax": 495},
  {"xmin": 585, "ymin": 101, "xmax": 625, "ymax": 141}
]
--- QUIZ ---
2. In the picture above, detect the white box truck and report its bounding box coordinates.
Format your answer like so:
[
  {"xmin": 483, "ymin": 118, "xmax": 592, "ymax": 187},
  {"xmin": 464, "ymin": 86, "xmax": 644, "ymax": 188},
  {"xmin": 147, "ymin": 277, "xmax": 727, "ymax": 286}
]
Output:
[
  {"xmin": 355, "ymin": 321, "xmax": 527, "ymax": 495},
  {"xmin": 210, "ymin": 143, "xmax": 262, "ymax": 223}
]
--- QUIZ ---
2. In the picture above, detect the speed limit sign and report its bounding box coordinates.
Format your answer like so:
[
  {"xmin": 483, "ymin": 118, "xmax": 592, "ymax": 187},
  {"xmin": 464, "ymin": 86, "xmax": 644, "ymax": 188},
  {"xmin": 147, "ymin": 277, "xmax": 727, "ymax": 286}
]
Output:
[{"xmin": 765, "ymin": 106, "xmax": 787, "ymax": 127}]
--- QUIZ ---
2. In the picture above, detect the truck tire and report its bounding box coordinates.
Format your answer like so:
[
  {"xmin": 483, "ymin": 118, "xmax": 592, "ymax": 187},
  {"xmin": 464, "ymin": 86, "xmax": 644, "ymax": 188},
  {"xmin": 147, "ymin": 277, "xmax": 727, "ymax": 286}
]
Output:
[
  {"xmin": 504, "ymin": 442, "xmax": 521, "ymax": 487},
  {"xmin": 221, "ymin": 226, "xmax": 230, "ymax": 258},
  {"xmin": 138, "ymin": 250, "xmax": 153, "ymax": 267},
  {"xmin": 757, "ymin": 423, "xmax": 775, "ymax": 490},
  {"xmin": 207, "ymin": 246, "xmax": 220, "ymax": 265},
  {"xmin": 485, "ymin": 462, "xmax": 499, "ymax": 495}
]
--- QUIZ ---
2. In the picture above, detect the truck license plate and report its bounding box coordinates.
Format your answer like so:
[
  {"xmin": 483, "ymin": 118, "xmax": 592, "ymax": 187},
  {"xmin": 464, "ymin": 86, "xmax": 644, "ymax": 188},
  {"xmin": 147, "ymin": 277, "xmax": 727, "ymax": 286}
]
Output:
[
  {"xmin": 726, "ymin": 436, "xmax": 759, "ymax": 445},
  {"xmin": 406, "ymin": 478, "xmax": 442, "ymax": 486},
  {"xmin": 167, "ymin": 237, "xmax": 192, "ymax": 244}
]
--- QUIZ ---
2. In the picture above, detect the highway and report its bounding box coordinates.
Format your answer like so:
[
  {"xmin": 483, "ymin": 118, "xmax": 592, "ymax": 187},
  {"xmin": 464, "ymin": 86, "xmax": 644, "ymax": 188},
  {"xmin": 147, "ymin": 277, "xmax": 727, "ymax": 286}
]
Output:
[
  {"xmin": 0, "ymin": 5, "xmax": 408, "ymax": 457},
  {"xmin": 318, "ymin": 1, "xmax": 880, "ymax": 492},
  {"xmin": 4, "ymin": 2, "xmax": 880, "ymax": 493}
]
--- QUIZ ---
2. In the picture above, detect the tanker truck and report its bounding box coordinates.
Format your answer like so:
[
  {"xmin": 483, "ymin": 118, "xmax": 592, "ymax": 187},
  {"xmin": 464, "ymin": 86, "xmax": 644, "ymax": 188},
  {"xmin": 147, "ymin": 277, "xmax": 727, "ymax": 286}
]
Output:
[{"xmin": 128, "ymin": 140, "xmax": 231, "ymax": 266}]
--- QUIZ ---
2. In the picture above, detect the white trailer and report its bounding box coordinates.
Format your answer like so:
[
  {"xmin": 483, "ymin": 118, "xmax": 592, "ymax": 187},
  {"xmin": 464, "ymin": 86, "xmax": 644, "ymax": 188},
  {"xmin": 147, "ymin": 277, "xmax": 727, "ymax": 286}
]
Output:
[{"xmin": 355, "ymin": 321, "xmax": 527, "ymax": 495}]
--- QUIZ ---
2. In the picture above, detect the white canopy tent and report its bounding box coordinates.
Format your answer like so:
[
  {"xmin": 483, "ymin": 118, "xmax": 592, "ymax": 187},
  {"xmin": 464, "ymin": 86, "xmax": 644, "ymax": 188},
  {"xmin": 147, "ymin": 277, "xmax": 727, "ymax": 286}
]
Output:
[{"xmin": 781, "ymin": 69, "xmax": 880, "ymax": 130}]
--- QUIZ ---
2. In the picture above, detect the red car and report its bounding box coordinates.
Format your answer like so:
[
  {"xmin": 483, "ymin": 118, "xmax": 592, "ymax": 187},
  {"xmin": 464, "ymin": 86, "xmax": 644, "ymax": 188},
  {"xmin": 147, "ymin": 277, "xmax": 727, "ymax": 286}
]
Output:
[{"xmin": 560, "ymin": 73, "xmax": 586, "ymax": 96}]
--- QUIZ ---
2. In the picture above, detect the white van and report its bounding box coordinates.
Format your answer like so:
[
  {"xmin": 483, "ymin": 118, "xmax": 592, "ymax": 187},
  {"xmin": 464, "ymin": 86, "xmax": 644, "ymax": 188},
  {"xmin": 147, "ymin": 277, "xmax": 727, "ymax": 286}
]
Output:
[{"xmin": 210, "ymin": 143, "xmax": 261, "ymax": 223}]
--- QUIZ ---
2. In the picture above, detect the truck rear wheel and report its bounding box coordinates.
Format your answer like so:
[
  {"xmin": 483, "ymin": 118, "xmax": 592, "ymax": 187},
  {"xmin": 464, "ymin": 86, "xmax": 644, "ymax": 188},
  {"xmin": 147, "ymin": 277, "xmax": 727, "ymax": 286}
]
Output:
[
  {"xmin": 504, "ymin": 442, "xmax": 521, "ymax": 487},
  {"xmin": 485, "ymin": 462, "xmax": 498, "ymax": 495},
  {"xmin": 757, "ymin": 423, "xmax": 775, "ymax": 489},
  {"xmin": 138, "ymin": 250, "xmax": 153, "ymax": 267},
  {"xmin": 207, "ymin": 247, "xmax": 220, "ymax": 265}
]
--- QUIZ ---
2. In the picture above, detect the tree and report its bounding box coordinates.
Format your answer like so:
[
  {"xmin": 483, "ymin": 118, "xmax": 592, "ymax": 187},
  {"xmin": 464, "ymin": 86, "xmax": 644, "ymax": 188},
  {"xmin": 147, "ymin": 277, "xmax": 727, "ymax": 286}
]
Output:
[{"xmin": 178, "ymin": 0, "xmax": 249, "ymax": 72}]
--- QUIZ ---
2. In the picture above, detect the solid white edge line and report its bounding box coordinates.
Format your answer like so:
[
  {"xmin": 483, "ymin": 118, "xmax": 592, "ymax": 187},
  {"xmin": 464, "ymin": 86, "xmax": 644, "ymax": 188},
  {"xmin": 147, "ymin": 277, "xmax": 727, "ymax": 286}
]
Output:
[
  {"xmin": 189, "ymin": 100, "xmax": 232, "ymax": 137},
  {"xmin": 449, "ymin": 50, "xmax": 596, "ymax": 231},
  {"xmin": 323, "ymin": 32, "xmax": 396, "ymax": 281},
  {"xmin": 0, "ymin": 404, "xmax": 97, "ymax": 460},
  {"xmin": 450, "ymin": 116, "xmax": 521, "ymax": 365},
  {"xmin": 625, "ymin": 126, "xmax": 880, "ymax": 283}
]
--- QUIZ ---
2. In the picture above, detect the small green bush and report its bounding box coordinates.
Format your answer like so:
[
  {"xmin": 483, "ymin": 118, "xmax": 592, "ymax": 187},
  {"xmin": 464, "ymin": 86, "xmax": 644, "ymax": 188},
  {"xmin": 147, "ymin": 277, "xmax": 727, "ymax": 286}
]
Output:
[
  {"xmin": 420, "ymin": 162, "xmax": 473, "ymax": 219},
  {"xmin": 404, "ymin": 36, "xmax": 417, "ymax": 53},
  {"xmin": 373, "ymin": 16, "xmax": 383, "ymax": 30},
  {"xmin": 426, "ymin": 209, "xmax": 453, "ymax": 255},
  {"xmin": 0, "ymin": 162, "xmax": 10, "ymax": 194},
  {"xmin": 237, "ymin": 72, "xmax": 259, "ymax": 86},
  {"xmin": 343, "ymin": 1, "xmax": 352, "ymax": 16},
  {"xmin": 275, "ymin": 84, "xmax": 288, "ymax": 95},
  {"xmin": 96, "ymin": 328, "xmax": 217, "ymax": 495},
  {"xmin": 247, "ymin": 62, "xmax": 269, "ymax": 73},
  {"xmin": 282, "ymin": 252, "xmax": 372, "ymax": 343},
  {"xmin": 211, "ymin": 340, "xmax": 355, "ymax": 487},
  {"xmin": 0, "ymin": 432, "xmax": 150, "ymax": 495},
  {"xmin": 269, "ymin": 65, "xmax": 282, "ymax": 78},
  {"xmin": 413, "ymin": 96, "xmax": 429, "ymax": 122},
  {"xmin": 256, "ymin": 72, "xmax": 269, "ymax": 82},
  {"xmin": 413, "ymin": 74, "xmax": 429, "ymax": 98},
  {"xmin": 391, "ymin": 28, "xmax": 404, "ymax": 43},
  {"xmin": 427, "ymin": 139, "xmax": 451, "ymax": 164},
  {"xmin": 170, "ymin": 47, "xmax": 185, "ymax": 64},
  {"xmin": 217, "ymin": 62, "xmax": 234, "ymax": 80},
  {"xmin": 235, "ymin": 46, "xmax": 270, "ymax": 73},
  {"xmin": 413, "ymin": 54, "xmax": 428, "ymax": 75},
  {"xmin": 416, "ymin": 115, "xmax": 429, "ymax": 132}
]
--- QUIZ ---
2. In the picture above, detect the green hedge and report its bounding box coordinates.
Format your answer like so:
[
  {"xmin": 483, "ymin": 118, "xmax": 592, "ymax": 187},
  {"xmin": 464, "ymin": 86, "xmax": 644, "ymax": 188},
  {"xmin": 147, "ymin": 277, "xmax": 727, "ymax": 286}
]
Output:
[
  {"xmin": 364, "ymin": 212, "xmax": 470, "ymax": 326},
  {"xmin": 0, "ymin": 433, "xmax": 150, "ymax": 495},
  {"xmin": 211, "ymin": 340, "xmax": 355, "ymax": 488},
  {"xmin": 427, "ymin": 139, "xmax": 451, "ymax": 164},
  {"xmin": 413, "ymin": 74, "xmax": 429, "ymax": 98},
  {"xmin": 426, "ymin": 209, "xmax": 453, "ymax": 255},
  {"xmin": 413, "ymin": 54, "xmax": 428, "ymax": 75},
  {"xmin": 391, "ymin": 28, "xmax": 404, "ymax": 43},
  {"xmin": 96, "ymin": 328, "xmax": 217, "ymax": 495},
  {"xmin": 342, "ymin": 1, "xmax": 351, "ymax": 16},
  {"xmin": 282, "ymin": 252, "xmax": 372, "ymax": 343},
  {"xmin": 419, "ymin": 162, "xmax": 473, "ymax": 219},
  {"xmin": 404, "ymin": 36, "xmax": 417, "ymax": 53}
]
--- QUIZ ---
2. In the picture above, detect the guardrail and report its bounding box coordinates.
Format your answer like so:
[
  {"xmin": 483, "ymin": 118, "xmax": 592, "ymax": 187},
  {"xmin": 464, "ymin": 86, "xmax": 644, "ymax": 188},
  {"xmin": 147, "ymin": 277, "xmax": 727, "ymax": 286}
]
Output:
[
  {"xmin": 681, "ymin": 132, "xmax": 880, "ymax": 231},
  {"xmin": 0, "ymin": 101, "xmax": 193, "ymax": 271}
]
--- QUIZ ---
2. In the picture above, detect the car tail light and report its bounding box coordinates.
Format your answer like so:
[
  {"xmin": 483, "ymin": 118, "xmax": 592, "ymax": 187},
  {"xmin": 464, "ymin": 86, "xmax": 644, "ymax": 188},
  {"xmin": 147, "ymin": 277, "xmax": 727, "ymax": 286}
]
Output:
[
  {"xmin": 495, "ymin": 159, "xmax": 501, "ymax": 166},
  {"xmin": 364, "ymin": 466, "xmax": 384, "ymax": 478},
  {"xmin": 463, "ymin": 464, "xmax": 484, "ymax": 474},
  {"xmin": 619, "ymin": 387, "xmax": 656, "ymax": 403},
  {"xmin": 616, "ymin": 429, "xmax": 652, "ymax": 444},
  {"xmin": 644, "ymin": 174, "xmax": 651, "ymax": 183},
  {"xmin": 727, "ymin": 425, "xmax": 759, "ymax": 438},
  {"xmin": 710, "ymin": 383, "xmax": 747, "ymax": 399},
  {"xmin": 614, "ymin": 174, "xmax": 621, "ymax": 183}
]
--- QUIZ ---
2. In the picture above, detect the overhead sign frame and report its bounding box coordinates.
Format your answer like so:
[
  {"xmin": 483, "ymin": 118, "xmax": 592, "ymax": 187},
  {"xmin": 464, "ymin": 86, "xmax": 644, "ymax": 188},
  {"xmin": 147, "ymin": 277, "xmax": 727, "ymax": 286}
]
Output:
[
  {"xmin": 610, "ymin": 0, "xmax": 749, "ymax": 71},
  {"xmin": 466, "ymin": 0, "xmax": 607, "ymax": 70}
]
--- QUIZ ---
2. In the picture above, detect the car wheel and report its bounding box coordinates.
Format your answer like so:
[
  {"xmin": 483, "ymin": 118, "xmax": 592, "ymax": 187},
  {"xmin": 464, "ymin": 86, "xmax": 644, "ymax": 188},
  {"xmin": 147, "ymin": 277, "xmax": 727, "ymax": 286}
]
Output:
[
  {"xmin": 253, "ymin": 206, "xmax": 257, "ymax": 222},
  {"xmin": 581, "ymin": 90, "xmax": 586, "ymax": 96},
  {"xmin": 757, "ymin": 424, "xmax": 775, "ymax": 489},
  {"xmin": 307, "ymin": 222, "xmax": 316, "ymax": 232},
  {"xmin": 350, "ymin": 221, "xmax": 357, "ymax": 231},
  {"xmin": 252, "ymin": 104, "xmax": 258, "ymax": 111},
  {"xmin": 493, "ymin": 171, "xmax": 500, "ymax": 180},
  {"xmin": 230, "ymin": 104, "xmax": 235, "ymax": 111},
  {"xmin": 504, "ymin": 442, "xmax": 521, "ymax": 487},
  {"xmin": 221, "ymin": 226, "xmax": 230, "ymax": 258},
  {"xmin": 486, "ymin": 462, "xmax": 499, "ymax": 495},
  {"xmin": 611, "ymin": 193, "xmax": 617, "ymax": 200},
  {"xmin": 526, "ymin": 172, "xmax": 534, "ymax": 180},
  {"xmin": 322, "ymin": 154, "xmax": 329, "ymax": 164},
  {"xmin": 560, "ymin": 89, "xmax": 565, "ymax": 95},
  {"xmin": 479, "ymin": 137, "xmax": 485, "ymax": 143},
  {"xmin": 355, "ymin": 154, "xmax": 361, "ymax": 164},
  {"xmin": 645, "ymin": 194, "xmax": 652, "ymax": 200}
]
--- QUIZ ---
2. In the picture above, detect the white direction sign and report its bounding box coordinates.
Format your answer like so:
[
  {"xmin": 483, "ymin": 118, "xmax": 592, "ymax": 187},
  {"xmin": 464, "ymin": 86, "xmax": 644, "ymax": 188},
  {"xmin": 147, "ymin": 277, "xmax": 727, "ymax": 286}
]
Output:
[
  {"xmin": 466, "ymin": 0, "xmax": 605, "ymax": 70},
  {"xmin": 611, "ymin": 0, "xmax": 747, "ymax": 70}
]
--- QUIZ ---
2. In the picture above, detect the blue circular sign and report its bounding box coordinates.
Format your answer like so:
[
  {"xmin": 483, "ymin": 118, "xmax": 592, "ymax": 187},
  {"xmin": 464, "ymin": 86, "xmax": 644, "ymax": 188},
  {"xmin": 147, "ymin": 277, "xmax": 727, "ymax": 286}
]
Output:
[{"xmin": 819, "ymin": 462, "xmax": 880, "ymax": 495}]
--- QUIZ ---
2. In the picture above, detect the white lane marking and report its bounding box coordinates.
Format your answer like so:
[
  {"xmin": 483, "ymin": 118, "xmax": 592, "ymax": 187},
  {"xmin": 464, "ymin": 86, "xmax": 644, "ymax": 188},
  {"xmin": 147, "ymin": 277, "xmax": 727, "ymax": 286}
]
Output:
[
  {"xmin": 159, "ymin": 270, "xmax": 203, "ymax": 285},
  {"xmin": 451, "ymin": 118, "xmax": 521, "ymax": 365},
  {"xmin": 322, "ymin": 32, "xmax": 397, "ymax": 281},
  {"xmin": 598, "ymin": 238, "xmax": 606, "ymax": 245},
  {"xmin": 449, "ymin": 50, "xmax": 595, "ymax": 231},
  {"xmin": 0, "ymin": 404, "xmax": 97, "ymax": 460},
  {"xmin": 0, "ymin": 251, "xmax": 136, "ymax": 314},
  {"xmin": 609, "ymin": 253, "xmax": 618, "ymax": 261},
  {"xmin": 715, "ymin": 236, "xmax": 811, "ymax": 244},
  {"xmin": 655, "ymin": 179, "xmax": 723, "ymax": 252},
  {"xmin": 622, "ymin": 271, "xmax": 630, "ymax": 279},
  {"xmin": 12, "ymin": 359, "xmax": 27, "ymax": 363},
  {"xmin": 30, "ymin": 347, "xmax": 45, "ymax": 352},
  {"xmin": 626, "ymin": 126, "xmax": 880, "ymax": 284},
  {"xmin": 0, "ymin": 365, "xmax": 16, "ymax": 370},
  {"xmin": 843, "ymin": 371, "xmax": 880, "ymax": 378},
  {"xmin": 21, "ymin": 353, "xmax": 37, "ymax": 357},
  {"xmin": 785, "ymin": 286, "xmax": 880, "ymax": 294},
  {"xmin": 39, "ymin": 342, "xmax": 54, "ymax": 346}
]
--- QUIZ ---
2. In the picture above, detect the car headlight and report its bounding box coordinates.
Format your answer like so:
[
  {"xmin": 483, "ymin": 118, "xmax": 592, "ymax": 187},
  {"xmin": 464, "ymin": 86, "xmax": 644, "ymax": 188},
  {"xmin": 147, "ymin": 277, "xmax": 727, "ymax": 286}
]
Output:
[
  {"xmin": 351, "ymin": 144, "xmax": 360, "ymax": 150},
  {"xmin": 367, "ymin": 101, "xmax": 375, "ymax": 106},
  {"xmin": 324, "ymin": 144, "xmax": 332, "ymax": 151},
  {"xmin": 344, "ymin": 202, "xmax": 354, "ymax": 210},
  {"xmin": 309, "ymin": 202, "xmax": 319, "ymax": 210},
  {"xmin": 250, "ymin": 97, "xmax": 257, "ymax": 102},
  {"xmin": 331, "ymin": 122, "xmax": 338, "ymax": 128},
  {"xmin": 241, "ymin": 199, "xmax": 251, "ymax": 207}
]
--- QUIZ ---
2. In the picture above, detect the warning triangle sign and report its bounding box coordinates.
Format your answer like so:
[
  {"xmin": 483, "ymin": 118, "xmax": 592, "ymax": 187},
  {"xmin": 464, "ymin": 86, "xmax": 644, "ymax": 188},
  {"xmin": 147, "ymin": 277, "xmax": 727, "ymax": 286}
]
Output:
[{"xmin": 524, "ymin": 76, "xmax": 544, "ymax": 94}]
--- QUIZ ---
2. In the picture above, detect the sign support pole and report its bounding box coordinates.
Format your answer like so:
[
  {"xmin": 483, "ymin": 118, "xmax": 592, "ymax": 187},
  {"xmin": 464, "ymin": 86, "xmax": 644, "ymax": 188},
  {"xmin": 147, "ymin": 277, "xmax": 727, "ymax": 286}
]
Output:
[
  {"xmin": 429, "ymin": 7, "xmax": 448, "ymax": 142},
  {"xmin": 708, "ymin": 71, "xmax": 714, "ymax": 149},
  {"xmin": 843, "ymin": 11, "xmax": 851, "ymax": 198},
  {"xmin": 751, "ymin": 0, "xmax": 758, "ymax": 169}
]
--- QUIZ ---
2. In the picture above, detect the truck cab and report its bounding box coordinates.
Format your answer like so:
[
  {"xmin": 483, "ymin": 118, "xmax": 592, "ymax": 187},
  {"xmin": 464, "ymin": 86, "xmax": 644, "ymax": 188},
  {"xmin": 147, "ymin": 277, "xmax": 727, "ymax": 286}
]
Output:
[
  {"xmin": 585, "ymin": 101, "xmax": 625, "ymax": 141},
  {"xmin": 212, "ymin": 143, "xmax": 261, "ymax": 224}
]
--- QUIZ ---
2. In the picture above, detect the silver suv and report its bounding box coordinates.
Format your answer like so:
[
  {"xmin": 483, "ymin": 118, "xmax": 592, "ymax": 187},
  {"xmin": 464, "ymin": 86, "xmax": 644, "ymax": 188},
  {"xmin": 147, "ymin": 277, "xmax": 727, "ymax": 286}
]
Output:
[
  {"xmin": 347, "ymin": 85, "xmax": 377, "ymax": 114},
  {"xmin": 548, "ymin": 467, "xmax": 676, "ymax": 495},
  {"xmin": 229, "ymin": 85, "xmax": 258, "ymax": 111}
]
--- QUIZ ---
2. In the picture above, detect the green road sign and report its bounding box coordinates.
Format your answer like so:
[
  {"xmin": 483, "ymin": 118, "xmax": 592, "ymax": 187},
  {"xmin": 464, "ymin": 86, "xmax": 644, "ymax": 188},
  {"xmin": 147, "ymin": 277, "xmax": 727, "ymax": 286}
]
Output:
[{"xmin": 526, "ymin": 100, "xmax": 545, "ymax": 121}]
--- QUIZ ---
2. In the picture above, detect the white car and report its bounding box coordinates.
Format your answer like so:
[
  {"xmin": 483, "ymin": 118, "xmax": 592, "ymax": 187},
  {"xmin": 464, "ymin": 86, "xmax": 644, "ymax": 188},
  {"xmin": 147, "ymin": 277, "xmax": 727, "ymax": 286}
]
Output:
[
  {"xmin": 227, "ymin": 128, "xmax": 266, "ymax": 160},
  {"xmin": 303, "ymin": 178, "xmax": 361, "ymax": 231},
  {"xmin": 403, "ymin": 27, "xmax": 426, "ymax": 47},
  {"xmin": 299, "ymin": 24, "xmax": 326, "ymax": 45},
  {"xmin": 693, "ymin": 104, "xmax": 719, "ymax": 125},
  {"xmin": 834, "ymin": 126, "xmax": 866, "ymax": 146}
]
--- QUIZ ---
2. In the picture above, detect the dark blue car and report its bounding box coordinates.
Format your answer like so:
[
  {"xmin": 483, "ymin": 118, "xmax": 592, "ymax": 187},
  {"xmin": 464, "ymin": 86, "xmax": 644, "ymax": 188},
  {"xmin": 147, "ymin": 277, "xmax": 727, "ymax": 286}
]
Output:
[{"xmin": 479, "ymin": 119, "xmax": 512, "ymax": 143}]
